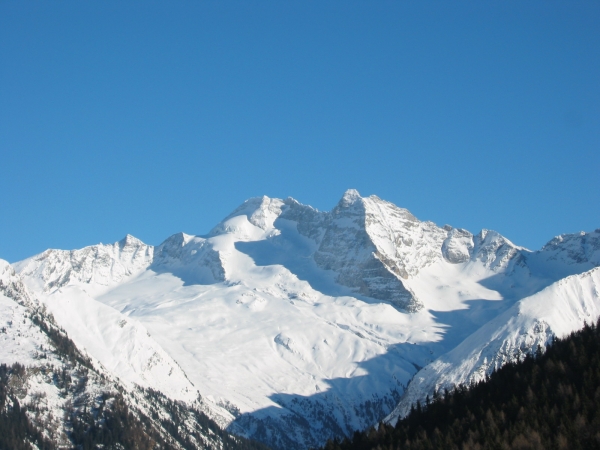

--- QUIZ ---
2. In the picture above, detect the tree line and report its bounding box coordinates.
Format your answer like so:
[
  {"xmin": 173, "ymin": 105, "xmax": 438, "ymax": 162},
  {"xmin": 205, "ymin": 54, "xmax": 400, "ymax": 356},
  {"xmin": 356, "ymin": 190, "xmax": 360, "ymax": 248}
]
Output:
[{"xmin": 322, "ymin": 317, "xmax": 600, "ymax": 450}]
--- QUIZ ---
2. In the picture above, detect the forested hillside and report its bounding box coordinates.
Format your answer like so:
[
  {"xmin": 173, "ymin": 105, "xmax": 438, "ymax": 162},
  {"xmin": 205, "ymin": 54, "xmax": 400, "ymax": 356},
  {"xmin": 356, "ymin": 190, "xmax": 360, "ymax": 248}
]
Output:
[
  {"xmin": 0, "ymin": 360, "xmax": 270, "ymax": 450},
  {"xmin": 322, "ymin": 318, "xmax": 600, "ymax": 450}
]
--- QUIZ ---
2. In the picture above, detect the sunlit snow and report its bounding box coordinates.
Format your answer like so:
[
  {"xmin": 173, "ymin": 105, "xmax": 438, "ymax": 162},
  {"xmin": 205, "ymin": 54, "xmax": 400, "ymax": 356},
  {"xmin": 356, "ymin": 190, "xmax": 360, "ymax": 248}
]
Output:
[{"xmin": 10, "ymin": 190, "xmax": 600, "ymax": 448}]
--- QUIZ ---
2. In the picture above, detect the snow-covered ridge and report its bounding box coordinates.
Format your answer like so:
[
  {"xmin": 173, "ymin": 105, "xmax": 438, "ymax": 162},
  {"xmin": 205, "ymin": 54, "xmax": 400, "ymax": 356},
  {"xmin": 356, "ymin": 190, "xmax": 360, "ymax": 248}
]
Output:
[
  {"xmin": 6, "ymin": 190, "xmax": 600, "ymax": 449},
  {"xmin": 386, "ymin": 266, "xmax": 600, "ymax": 424},
  {"xmin": 213, "ymin": 195, "xmax": 285, "ymax": 233},
  {"xmin": 14, "ymin": 234, "xmax": 154, "ymax": 294},
  {"xmin": 14, "ymin": 191, "xmax": 598, "ymax": 308},
  {"xmin": 539, "ymin": 228, "xmax": 600, "ymax": 268}
]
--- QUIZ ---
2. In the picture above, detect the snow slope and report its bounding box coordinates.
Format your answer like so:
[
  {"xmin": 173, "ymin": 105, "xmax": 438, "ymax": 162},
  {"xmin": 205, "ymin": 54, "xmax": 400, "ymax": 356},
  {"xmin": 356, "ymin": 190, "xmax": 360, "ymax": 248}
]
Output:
[
  {"xmin": 386, "ymin": 266, "xmax": 600, "ymax": 424},
  {"xmin": 0, "ymin": 259, "xmax": 244, "ymax": 448},
  {"xmin": 11, "ymin": 190, "xmax": 600, "ymax": 449},
  {"xmin": 1, "ymin": 259, "xmax": 60, "ymax": 369}
]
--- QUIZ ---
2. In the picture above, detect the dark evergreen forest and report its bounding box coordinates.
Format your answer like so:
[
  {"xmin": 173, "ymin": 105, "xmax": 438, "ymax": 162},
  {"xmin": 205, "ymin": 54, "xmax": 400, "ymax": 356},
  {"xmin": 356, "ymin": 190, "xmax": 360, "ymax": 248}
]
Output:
[{"xmin": 322, "ymin": 318, "xmax": 600, "ymax": 450}]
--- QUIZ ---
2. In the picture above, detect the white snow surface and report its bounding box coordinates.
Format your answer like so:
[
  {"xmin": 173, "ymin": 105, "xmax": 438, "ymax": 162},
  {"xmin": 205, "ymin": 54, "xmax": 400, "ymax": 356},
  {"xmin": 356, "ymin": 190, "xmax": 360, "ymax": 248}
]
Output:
[
  {"xmin": 0, "ymin": 259, "xmax": 237, "ymax": 447},
  {"xmin": 10, "ymin": 190, "xmax": 600, "ymax": 449},
  {"xmin": 42, "ymin": 285, "xmax": 200, "ymax": 402},
  {"xmin": 386, "ymin": 266, "xmax": 600, "ymax": 425},
  {"xmin": 0, "ymin": 260, "xmax": 59, "ymax": 368}
]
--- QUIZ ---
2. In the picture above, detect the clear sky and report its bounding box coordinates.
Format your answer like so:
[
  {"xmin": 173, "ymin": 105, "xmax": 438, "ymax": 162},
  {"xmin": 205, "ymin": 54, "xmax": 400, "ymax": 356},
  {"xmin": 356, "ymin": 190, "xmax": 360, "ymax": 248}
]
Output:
[{"xmin": 1, "ymin": 1, "xmax": 599, "ymax": 262}]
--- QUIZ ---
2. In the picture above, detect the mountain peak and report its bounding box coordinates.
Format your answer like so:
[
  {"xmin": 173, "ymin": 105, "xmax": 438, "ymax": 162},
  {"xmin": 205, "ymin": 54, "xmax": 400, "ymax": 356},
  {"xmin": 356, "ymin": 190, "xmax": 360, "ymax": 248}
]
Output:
[
  {"xmin": 338, "ymin": 189, "xmax": 362, "ymax": 208},
  {"xmin": 159, "ymin": 232, "xmax": 195, "ymax": 248},
  {"xmin": 207, "ymin": 196, "xmax": 285, "ymax": 239},
  {"xmin": 118, "ymin": 234, "xmax": 145, "ymax": 248}
]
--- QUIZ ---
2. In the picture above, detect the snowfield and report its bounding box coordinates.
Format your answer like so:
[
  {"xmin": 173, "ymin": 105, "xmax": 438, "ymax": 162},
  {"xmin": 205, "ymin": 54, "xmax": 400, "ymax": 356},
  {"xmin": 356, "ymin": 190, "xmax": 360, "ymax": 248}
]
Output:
[
  {"xmin": 7, "ymin": 190, "xmax": 600, "ymax": 449},
  {"xmin": 386, "ymin": 266, "xmax": 600, "ymax": 425}
]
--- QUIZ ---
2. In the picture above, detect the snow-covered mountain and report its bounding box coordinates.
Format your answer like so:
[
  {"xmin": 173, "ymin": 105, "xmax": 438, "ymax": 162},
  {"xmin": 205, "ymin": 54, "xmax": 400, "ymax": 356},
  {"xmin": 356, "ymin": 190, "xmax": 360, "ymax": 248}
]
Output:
[
  {"xmin": 386, "ymin": 266, "xmax": 600, "ymax": 425},
  {"xmin": 5, "ymin": 190, "xmax": 600, "ymax": 449},
  {"xmin": 15, "ymin": 234, "xmax": 154, "ymax": 294},
  {"xmin": 0, "ymin": 259, "xmax": 260, "ymax": 449}
]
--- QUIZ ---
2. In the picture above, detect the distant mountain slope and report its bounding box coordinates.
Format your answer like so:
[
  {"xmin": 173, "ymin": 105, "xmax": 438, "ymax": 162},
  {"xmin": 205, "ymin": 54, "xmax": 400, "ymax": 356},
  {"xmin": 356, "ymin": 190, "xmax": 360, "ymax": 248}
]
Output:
[
  {"xmin": 387, "ymin": 266, "xmax": 600, "ymax": 424},
  {"xmin": 322, "ymin": 318, "xmax": 600, "ymax": 450},
  {"xmin": 14, "ymin": 234, "xmax": 154, "ymax": 293},
  {"xmin": 7, "ymin": 190, "xmax": 600, "ymax": 449},
  {"xmin": 0, "ymin": 260, "xmax": 267, "ymax": 450}
]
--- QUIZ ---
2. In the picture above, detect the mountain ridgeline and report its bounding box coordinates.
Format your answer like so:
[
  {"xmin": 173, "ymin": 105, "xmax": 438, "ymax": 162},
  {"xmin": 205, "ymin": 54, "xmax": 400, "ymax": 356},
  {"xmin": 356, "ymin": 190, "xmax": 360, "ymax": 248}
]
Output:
[
  {"xmin": 2, "ymin": 190, "xmax": 600, "ymax": 449},
  {"xmin": 322, "ymin": 318, "xmax": 600, "ymax": 450}
]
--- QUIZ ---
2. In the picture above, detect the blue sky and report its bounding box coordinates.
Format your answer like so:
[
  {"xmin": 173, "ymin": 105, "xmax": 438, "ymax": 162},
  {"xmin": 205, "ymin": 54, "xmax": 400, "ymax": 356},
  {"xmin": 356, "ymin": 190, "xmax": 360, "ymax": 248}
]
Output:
[{"xmin": 1, "ymin": 1, "xmax": 599, "ymax": 262}]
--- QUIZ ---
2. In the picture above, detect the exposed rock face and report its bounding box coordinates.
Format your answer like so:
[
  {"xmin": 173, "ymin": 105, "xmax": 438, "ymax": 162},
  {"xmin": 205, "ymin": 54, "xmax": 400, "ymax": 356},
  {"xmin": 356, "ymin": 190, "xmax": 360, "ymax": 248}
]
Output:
[
  {"xmin": 280, "ymin": 197, "xmax": 327, "ymax": 242},
  {"xmin": 152, "ymin": 232, "xmax": 226, "ymax": 283},
  {"xmin": 472, "ymin": 229, "xmax": 522, "ymax": 271},
  {"xmin": 311, "ymin": 190, "xmax": 421, "ymax": 312},
  {"xmin": 362, "ymin": 195, "xmax": 446, "ymax": 279},
  {"xmin": 270, "ymin": 190, "xmax": 425, "ymax": 312},
  {"xmin": 540, "ymin": 228, "xmax": 600, "ymax": 266},
  {"xmin": 442, "ymin": 228, "xmax": 474, "ymax": 264}
]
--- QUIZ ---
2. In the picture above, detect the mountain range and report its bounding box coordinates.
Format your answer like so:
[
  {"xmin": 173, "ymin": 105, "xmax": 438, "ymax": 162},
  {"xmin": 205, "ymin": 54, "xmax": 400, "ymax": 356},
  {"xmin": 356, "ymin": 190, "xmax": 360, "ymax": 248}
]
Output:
[{"xmin": 2, "ymin": 189, "xmax": 599, "ymax": 449}]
